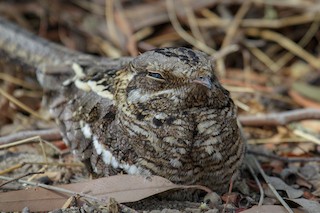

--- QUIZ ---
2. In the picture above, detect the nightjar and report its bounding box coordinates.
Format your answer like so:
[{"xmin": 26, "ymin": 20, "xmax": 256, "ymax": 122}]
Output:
[{"xmin": 47, "ymin": 47, "xmax": 245, "ymax": 193}]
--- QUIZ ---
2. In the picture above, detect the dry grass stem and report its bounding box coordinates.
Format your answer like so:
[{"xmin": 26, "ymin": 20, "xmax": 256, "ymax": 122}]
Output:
[
  {"xmin": 293, "ymin": 129, "xmax": 320, "ymax": 145},
  {"xmin": 275, "ymin": 19, "xmax": 320, "ymax": 70},
  {"xmin": 251, "ymin": 155, "xmax": 294, "ymax": 213},
  {"xmin": 198, "ymin": 13, "xmax": 319, "ymax": 29},
  {"xmin": 0, "ymin": 172, "xmax": 44, "ymax": 187},
  {"xmin": 217, "ymin": 0, "xmax": 251, "ymax": 76},
  {"xmin": 0, "ymin": 163, "xmax": 24, "ymax": 175},
  {"xmin": 211, "ymin": 44, "xmax": 239, "ymax": 60},
  {"xmin": 114, "ymin": 0, "xmax": 138, "ymax": 56},
  {"xmin": 0, "ymin": 128, "xmax": 61, "ymax": 145},
  {"xmin": 183, "ymin": 0, "xmax": 206, "ymax": 44},
  {"xmin": 166, "ymin": 0, "xmax": 216, "ymax": 55},
  {"xmin": 244, "ymin": 44, "xmax": 280, "ymax": 72},
  {"xmin": 247, "ymin": 163, "xmax": 264, "ymax": 206},
  {"xmin": 24, "ymin": 162, "xmax": 84, "ymax": 167},
  {"xmin": 0, "ymin": 73, "xmax": 39, "ymax": 90},
  {"xmin": 245, "ymin": 29, "xmax": 320, "ymax": 69},
  {"xmin": 0, "ymin": 88, "xmax": 49, "ymax": 121}
]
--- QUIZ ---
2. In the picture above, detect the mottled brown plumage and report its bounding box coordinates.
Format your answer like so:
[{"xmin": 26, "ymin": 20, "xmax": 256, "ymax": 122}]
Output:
[
  {"xmin": 0, "ymin": 17, "xmax": 244, "ymax": 194},
  {"xmin": 48, "ymin": 47, "xmax": 245, "ymax": 193}
]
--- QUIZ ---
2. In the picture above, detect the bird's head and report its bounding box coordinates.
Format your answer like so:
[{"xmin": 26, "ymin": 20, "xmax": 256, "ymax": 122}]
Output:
[{"xmin": 115, "ymin": 47, "xmax": 230, "ymax": 112}]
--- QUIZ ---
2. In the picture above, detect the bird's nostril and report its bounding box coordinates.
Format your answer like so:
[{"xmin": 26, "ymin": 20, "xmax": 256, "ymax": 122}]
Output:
[{"xmin": 193, "ymin": 76, "xmax": 212, "ymax": 89}]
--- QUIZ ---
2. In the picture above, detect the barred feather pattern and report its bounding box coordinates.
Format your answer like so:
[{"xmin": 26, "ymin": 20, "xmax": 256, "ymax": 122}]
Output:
[{"xmin": 36, "ymin": 46, "xmax": 245, "ymax": 193}]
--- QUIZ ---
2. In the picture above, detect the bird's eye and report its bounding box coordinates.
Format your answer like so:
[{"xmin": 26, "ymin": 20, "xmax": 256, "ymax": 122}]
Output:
[{"xmin": 147, "ymin": 72, "xmax": 165, "ymax": 81}]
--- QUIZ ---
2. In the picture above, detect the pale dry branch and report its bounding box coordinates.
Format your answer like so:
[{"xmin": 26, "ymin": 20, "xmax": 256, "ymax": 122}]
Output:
[
  {"xmin": 0, "ymin": 128, "xmax": 61, "ymax": 145},
  {"xmin": 239, "ymin": 108, "xmax": 320, "ymax": 126}
]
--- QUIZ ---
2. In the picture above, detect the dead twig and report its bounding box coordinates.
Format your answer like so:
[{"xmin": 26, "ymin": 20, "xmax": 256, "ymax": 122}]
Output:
[
  {"xmin": 216, "ymin": 0, "xmax": 251, "ymax": 76},
  {"xmin": 0, "ymin": 136, "xmax": 61, "ymax": 161},
  {"xmin": 245, "ymin": 28, "xmax": 320, "ymax": 69},
  {"xmin": 211, "ymin": 44, "xmax": 239, "ymax": 60},
  {"xmin": 114, "ymin": 1, "xmax": 138, "ymax": 56},
  {"xmin": 0, "ymin": 73, "xmax": 40, "ymax": 90},
  {"xmin": 246, "ymin": 162, "xmax": 264, "ymax": 206},
  {"xmin": 198, "ymin": 13, "xmax": 319, "ymax": 29},
  {"xmin": 244, "ymin": 43, "xmax": 280, "ymax": 72},
  {"xmin": 0, "ymin": 163, "xmax": 25, "ymax": 175},
  {"xmin": 275, "ymin": 17, "xmax": 320, "ymax": 70},
  {"xmin": 166, "ymin": 0, "xmax": 216, "ymax": 55},
  {"xmin": 250, "ymin": 155, "xmax": 293, "ymax": 213},
  {"xmin": 0, "ymin": 88, "xmax": 49, "ymax": 121},
  {"xmin": 248, "ymin": 149, "xmax": 320, "ymax": 163},
  {"xmin": 248, "ymin": 137, "xmax": 309, "ymax": 144},
  {"xmin": 239, "ymin": 108, "xmax": 320, "ymax": 126},
  {"xmin": 0, "ymin": 172, "xmax": 44, "ymax": 188},
  {"xmin": 293, "ymin": 129, "xmax": 320, "ymax": 145},
  {"xmin": 183, "ymin": 0, "xmax": 206, "ymax": 44},
  {"xmin": 0, "ymin": 128, "xmax": 61, "ymax": 145}
]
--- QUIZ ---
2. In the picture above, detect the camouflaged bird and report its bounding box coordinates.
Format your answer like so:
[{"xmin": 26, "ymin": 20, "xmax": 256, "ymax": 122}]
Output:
[{"xmin": 0, "ymin": 17, "xmax": 245, "ymax": 193}]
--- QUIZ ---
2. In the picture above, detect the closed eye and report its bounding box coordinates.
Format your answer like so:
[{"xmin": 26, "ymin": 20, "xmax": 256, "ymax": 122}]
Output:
[{"xmin": 147, "ymin": 71, "xmax": 165, "ymax": 81}]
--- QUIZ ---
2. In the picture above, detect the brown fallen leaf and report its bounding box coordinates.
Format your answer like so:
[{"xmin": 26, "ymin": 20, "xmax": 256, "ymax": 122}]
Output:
[
  {"xmin": 0, "ymin": 174, "xmax": 209, "ymax": 212},
  {"xmin": 285, "ymin": 198, "xmax": 320, "ymax": 213}
]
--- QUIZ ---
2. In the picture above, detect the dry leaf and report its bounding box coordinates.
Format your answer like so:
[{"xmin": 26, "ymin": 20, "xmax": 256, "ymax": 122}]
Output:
[
  {"xmin": 0, "ymin": 174, "xmax": 201, "ymax": 212},
  {"xmin": 268, "ymin": 176, "xmax": 303, "ymax": 199},
  {"xmin": 286, "ymin": 198, "xmax": 320, "ymax": 213}
]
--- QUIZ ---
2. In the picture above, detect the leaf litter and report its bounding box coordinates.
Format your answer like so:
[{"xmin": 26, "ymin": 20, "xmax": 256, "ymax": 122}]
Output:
[{"xmin": 0, "ymin": 0, "xmax": 320, "ymax": 212}]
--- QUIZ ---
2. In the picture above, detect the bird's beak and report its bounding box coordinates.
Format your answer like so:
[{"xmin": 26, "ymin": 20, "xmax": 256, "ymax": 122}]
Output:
[{"xmin": 192, "ymin": 76, "xmax": 212, "ymax": 89}]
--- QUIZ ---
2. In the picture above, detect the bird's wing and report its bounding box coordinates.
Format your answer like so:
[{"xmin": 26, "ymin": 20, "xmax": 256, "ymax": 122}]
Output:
[{"xmin": 43, "ymin": 59, "xmax": 131, "ymax": 175}]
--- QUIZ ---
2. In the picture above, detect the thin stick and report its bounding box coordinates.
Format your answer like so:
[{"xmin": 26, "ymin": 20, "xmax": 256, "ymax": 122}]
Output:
[
  {"xmin": 247, "ymin": 163, "xmax": 264, "ymax": 206},
  {"xmin": 239, "ymin": 108, "xmax": 320, "ymax": 126},
  {"xmin": 211, "ymin": 44, "xmax": 239, "ymax": 60},
  {"xmin": 105, "ymin": 0, "xmax": 117, "ymax": 46},
  {"xmin": 293, "ymin": 129, "xmax": 320, "ymax": 145},
  {"xmin": 0, "ymin": 135, "xmax": 62, "ymax": 163},
  {"xmin": 0, "ymin": 88, "xmax": 49, "ymax": 121},
  {"xmin": 0, "ymin": 73, "xmax": 40, "ymax": 90},
  {"xmin": 198, "ymin": 13, "xmax": 319, "ymax": 29},
  {"xmin": 216, "ymin": 0, "xmax": 251, "ymax": 76},
  {"xmin": 0, "ymin": 163, "xmax": 24, "ymax": 175},
  {"xmin": 114, "ymin": 0, "xmax": 138, "ymax": 56},
  {"xmin": 183, "ymin": 0, "xmax": 206, "ymax": 44},
  {"xmin": 275, "ymin": 19, "xmax": 320, "ymax": 70},
  {"xmin": 24, "ymin": 161, "xmax": 84, "ymax": 167},
  {"xmin": 245, "ymin": 28, "xmax": 320, "ymax": 69},
  {"xmin": 27, "ymin": 166, "xmax": 47, "ymax": 182},
  {"xmin": 248, "ymin": 137, "xmax": 310, "ymax": 145},
  {"xmin": 0, "ymin": 172, "xmax": 44, "ymax": 188},
  {"xmin": 245, "ymin": 44, "xmax": 280, "ymax": 72},
  {"xmin": 0, "ymin": 128, "xmax": 61, "ymax": 145},
  {"xmin": 166, "ymin": 0, "xmax": 216, "ymax": 55},
  {"xmin": 248, "ymin": 149, "xmax": 320, "ymax": 163},
  {"xmin": 251, "ymin": 156, "xmax": 293, "ymax": 213}
]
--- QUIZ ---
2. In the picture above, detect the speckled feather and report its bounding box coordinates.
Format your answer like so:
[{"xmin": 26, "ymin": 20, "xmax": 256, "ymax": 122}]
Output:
[
  {"xmin": 47, "ymin": 47, "xmax": 245, "ymax": 193},
  {"xmin": 0, "ymin": 17, "xmax": 244, "ymax": 193}
]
